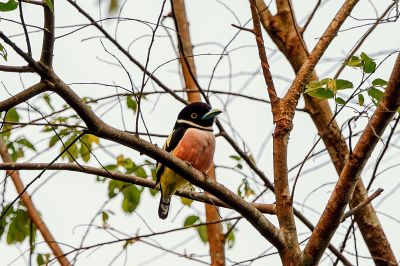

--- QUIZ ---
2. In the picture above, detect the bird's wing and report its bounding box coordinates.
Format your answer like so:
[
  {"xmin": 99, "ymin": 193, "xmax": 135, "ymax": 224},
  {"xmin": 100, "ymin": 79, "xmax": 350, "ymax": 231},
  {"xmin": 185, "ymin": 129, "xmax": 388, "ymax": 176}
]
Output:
[{"xmin": 155, "ymin": 126, "xmax": 187, "ymax": 185}]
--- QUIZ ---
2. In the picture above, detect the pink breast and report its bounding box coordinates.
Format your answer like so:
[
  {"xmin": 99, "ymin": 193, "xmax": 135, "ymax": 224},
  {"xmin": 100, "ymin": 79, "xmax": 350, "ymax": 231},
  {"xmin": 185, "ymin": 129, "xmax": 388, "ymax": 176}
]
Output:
[{"xmin": 173, "ymin": 128, "xmax": 215, "ymax": 172}]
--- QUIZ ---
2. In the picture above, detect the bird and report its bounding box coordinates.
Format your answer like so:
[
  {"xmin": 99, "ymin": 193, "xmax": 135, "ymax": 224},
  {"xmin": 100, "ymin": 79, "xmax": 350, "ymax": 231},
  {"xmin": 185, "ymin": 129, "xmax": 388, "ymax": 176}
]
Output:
[{"xmin": 155, "ymin": 102, "xmax": 221, "ymax": 219}]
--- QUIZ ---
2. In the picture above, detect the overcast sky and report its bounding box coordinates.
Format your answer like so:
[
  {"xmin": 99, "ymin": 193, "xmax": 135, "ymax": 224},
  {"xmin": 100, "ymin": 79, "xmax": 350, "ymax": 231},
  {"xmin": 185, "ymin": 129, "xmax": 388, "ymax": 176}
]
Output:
[{"xmin": 1, "ymin": 0, "xmax": 400, "ymax": 265}]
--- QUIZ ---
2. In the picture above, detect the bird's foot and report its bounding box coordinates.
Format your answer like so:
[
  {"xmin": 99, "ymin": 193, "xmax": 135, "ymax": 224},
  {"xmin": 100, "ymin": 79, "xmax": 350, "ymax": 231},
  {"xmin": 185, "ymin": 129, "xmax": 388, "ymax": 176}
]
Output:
[{"xmin": 184, "ymin": 161, "xmax": 193, "ymax": 168}]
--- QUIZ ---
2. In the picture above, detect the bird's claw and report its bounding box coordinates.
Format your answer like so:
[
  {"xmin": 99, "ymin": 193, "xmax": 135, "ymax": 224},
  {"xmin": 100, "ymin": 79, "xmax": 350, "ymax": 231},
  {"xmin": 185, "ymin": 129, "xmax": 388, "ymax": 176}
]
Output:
[{"xmin": 185, "ymin": 161, "xmax": 193, "ymax": 168}]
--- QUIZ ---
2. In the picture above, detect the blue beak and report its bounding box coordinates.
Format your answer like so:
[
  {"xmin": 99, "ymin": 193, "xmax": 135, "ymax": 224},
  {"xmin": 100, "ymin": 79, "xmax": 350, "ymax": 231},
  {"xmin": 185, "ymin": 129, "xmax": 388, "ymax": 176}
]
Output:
[{"xmin": 201, "ymin": 109, "xmax": 222, "ymax": 120}]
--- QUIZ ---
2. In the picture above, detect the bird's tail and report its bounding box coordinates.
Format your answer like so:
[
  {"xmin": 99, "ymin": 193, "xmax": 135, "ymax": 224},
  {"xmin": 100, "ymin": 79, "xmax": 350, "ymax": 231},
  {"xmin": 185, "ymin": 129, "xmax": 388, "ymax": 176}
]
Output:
[{"xmin": 158, "ymin": 193, "xmax": 171, "ymax": 219}]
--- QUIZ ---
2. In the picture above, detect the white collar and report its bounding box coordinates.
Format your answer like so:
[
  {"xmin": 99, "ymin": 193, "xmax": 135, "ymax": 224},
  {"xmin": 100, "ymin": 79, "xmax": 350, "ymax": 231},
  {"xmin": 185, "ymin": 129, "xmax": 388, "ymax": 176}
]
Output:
[{"xmin": 176, "ymin": 119, "xmax": 213, "ymax": 131}]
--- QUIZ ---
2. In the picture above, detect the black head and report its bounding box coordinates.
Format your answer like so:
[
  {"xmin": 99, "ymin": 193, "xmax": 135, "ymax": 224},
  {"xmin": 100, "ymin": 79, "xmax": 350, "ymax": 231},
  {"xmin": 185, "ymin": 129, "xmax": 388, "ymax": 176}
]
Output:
[{"xmin": 176, "ymin": 102, "xmax": 222, "ymax": 129}]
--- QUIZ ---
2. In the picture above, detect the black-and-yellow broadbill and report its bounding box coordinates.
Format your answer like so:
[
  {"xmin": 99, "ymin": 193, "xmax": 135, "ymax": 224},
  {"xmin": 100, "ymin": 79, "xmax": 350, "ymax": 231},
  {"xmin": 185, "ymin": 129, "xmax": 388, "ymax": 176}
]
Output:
[{"xmin": 156, "ymin": 102, "xmax": 221, "ymax": 219}]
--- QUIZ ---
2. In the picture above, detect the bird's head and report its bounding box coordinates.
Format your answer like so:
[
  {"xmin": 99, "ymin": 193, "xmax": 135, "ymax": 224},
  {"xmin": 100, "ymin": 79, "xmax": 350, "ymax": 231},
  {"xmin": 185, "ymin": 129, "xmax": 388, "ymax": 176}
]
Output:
[{"xmin": 176, "ymin": 102, "xmax": 222, "ymax": 128}]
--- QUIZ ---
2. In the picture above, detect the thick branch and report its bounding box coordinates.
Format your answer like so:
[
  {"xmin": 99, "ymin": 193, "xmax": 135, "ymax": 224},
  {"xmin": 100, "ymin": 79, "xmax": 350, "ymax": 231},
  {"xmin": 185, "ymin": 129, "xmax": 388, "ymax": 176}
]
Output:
[
  {"xmin": 257, "ymin": 0, "xmax": 398, "ymax": 264},
  {"xmin": 171, "ymin": 0, "xmax": 226, "ymax": 264},
  {"xmin": 0, "ymin": 162, "xmax": 276, "ymax": 214},
  {"xmin": 39, "ymin": 0, "xmax": 54, "ymax": 67},
  {"xmin": 0, "ymin": 82, "xmax": 49, "ymax": 112},
  {"xmin": 302, "ymin": 51, "xmax": 400, "ymax": 265},
  {"xmin": 283, "ymin": 0, "xmax": 360, "ymax": 116},
  {"xmin": 250, "ymin": 1, "xmax": 300, "ymax": 262},
  {"xmin": 0, "ymin": 65, "xmax": 33, "ymax": 72},
  {"xmin": 171, "ymin": 0, "xmax": 201, "ymax": 103},
  {"xmin": 249, "ymin": 0, "xmax": 279, "ymax": 105},
  {"xmin": 0, "ymin": 141, "xmax": 70, "ymax": 266},
  {"xmin": 0, "ymin": 32, "xmax": 47, "ymax": 76}
]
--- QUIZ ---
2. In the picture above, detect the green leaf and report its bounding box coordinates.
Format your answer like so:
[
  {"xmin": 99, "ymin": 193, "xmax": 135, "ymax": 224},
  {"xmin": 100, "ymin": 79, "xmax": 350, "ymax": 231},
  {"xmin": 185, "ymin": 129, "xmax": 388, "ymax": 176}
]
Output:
[
  {"xmin": 335, "ymin": 97, "xmax": 346, "ymax": 105},
  {"xmin": 7, "ymin": 208, "xmax": 30, "ymax": 244},
  {"xmin": 368, "ymin": 87, "xmax": 384, "ymax": 105},
  {"xmin": 36, "ymin": 254, "xmax": 44, "ymax": 266},
  {"xmin": 134, "ymin": 166, "xmax": 147, "ymax": 178},
  {"xmin": 229, "ymin": 155, "xmax": 241, "ymax": 161},
  {"xmin": 16, "ymin": 138, "xmax": 36, "ymax": 151},
  {"xmin": 36, "ymin": 254, "xmax": 50, "ymax": 266},
  {"xmin": 363, "ymin": 60, "xmax": 376, "ymax": 74},
  {"xmin": 87, "ymin": 134, "xmax": 100, "ymax": 144},
  {"xmin": 358, "ymin": 94, "xmax": 365, "ymax": 106},
  {"xmin": 42, "ymin": 93, "xmax": 55, "ymax": 111},
  {"xmin": 101, "ymin": 211, "xmax": 109, "ymax": 226},
  {"xmin": 360, "ymin": 52, "xmax": 376, "ymax": 73},
  {"xmin": 5, "ymin": 108, "xmax": 19, "ymax": 122},
  {"xmin": 184, "ymin": 215, "xmax": 199, "ymax": 227},
  {"xmin": 360, "ymin": 52, "xmax": 372, "ymax": 63},
  {"xmin": 80, "ymin": 142, "xmax": 90, "ymax": 162},
  {"xmin": 0, "ymin": 42, "xmax": 7, "ymax": 61},
  {"xmin": 149, "ymin": 187, "xmax": 159, "ymax": 197},
  {"xmin": 335, "ymin": 79, "xmax": 353, "ymax": 90},
  {"xmin": 306, "ymin": 87, "xmax": 334, "ymax": 100},
  {"xmin": 304, "ymin": 78, "xmax": 329, "ymax": 93},
  {"xmin": 180, "ymin": 197, "xmax": 193, "ymax": 206},
  {"xmin": 126, "ymin": 96, "xmax": 137, "ymax": 113},
  {"xmin": 108, "ymin": 0, "xmax": 119, "ymax": 13},
  {"xmin": 226, "ymin": 229, "xmax": 235, "ymax": 248},
  {"xmin": 121, "ymin": 185, "xmax": 141, "ymax": 213},
  {"xmin": 0, "ymin": 204, "xmax": 14, "ymax": 239},
  {"xmin": 346, "ymin": 56, "xmax": 362, "ymax": 67},
  {"xmin": 0, "ymin": 0, "xmax": 18, "ymax": 12},
  {"xmin": 108, "ymin": 180, "xmax": 123, "ymax": 198},
  {"xmin": 196, "ymin": 225, "xmax": 208, "ymax": 243},
  {"xmin": 372, "ymin": 78, "xmax": 387, "ymax": 87},
  {"xmin": 49, "ymin": 134, "xmax": 60, "ymax": 148},
  {"xmin": 61, "ymin": 137, "xmax": 79, "ymax": 162},
  {"xmin": 45, "ymin": 0, "xmax": 53, "ymax": 12},
  {"xmin": 105, "ymin": 164, "xmax": 117, "ymax": 171}
]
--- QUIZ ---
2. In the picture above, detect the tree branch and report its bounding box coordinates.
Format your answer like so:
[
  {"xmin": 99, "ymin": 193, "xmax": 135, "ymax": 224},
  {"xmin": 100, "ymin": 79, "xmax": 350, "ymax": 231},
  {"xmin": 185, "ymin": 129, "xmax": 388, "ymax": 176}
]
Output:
[
  {"xmin": 341, "ymin": 188, "xmax": 383, "ymax": 222},
  {"xmin": 283, "ymin": 0, "xmax": 360, "ymax": 115},
  {"xmin": 170, "ymin": 0, "xmax": 226, "ymax": 264},
  {"xmin": 0, "ymin": 82, "xmax": 49, "ymax": 112},
  {"xmin": 66, "ymin": 0, "xmax": 187, "ymax": 105},
  {"xmin": 302, "ymin": 51, "xmax": 400, "ymax": 266},
  {"xmin": 0, "ymin": 162, "xmax": 276, "ymax": 215},
  {"xmin": 249, "ymin": 0, "xmax": 279, "ymax": 106},
  {"xmin": 250, "ymin": 0, "xmax": 300, "ymax": 261},
  {"xmin": 39, "ymin": 0, "xmax": 54, "ymax": 67},
  {"xmin": 256, "ymin": 0, "xmax": 398, "ymax": 263},
  {"xmin": 0, "ymin": 65, "xmax": 33, "ymax": 72}
]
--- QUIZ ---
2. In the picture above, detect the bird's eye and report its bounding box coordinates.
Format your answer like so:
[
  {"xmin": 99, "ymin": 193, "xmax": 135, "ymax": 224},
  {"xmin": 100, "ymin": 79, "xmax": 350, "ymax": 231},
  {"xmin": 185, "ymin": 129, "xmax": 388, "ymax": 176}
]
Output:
[{"xmin": 191, "ymin": 113, "xmax": 198, "ymax": 119}]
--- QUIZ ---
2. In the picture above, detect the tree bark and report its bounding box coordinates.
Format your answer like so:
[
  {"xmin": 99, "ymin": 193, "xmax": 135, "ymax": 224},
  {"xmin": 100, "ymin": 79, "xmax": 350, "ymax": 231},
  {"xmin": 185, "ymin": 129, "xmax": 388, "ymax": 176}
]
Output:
[
  {"xmin": 256, "ymin": 0, "xmax": 397, "ymax": 264},
  {"xmin": 171, "ymin": 1, "xmax": 226, "ymax": 264}
]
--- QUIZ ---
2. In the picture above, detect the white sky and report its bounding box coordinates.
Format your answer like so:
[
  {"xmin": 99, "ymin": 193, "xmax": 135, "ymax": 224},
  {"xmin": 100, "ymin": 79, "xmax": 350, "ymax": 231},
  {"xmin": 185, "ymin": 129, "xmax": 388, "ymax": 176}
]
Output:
[{"xmin": 1, "ymin": 0, "xmax": 400, "ymax": 265}]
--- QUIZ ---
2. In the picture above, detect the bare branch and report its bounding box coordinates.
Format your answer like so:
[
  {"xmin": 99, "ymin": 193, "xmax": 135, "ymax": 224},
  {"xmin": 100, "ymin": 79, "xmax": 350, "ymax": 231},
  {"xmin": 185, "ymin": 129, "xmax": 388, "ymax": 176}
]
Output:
[
  {"xmin": 0, "ymin": 32, "xmax": 47, "ymax": 76},
  {"xmin": 283, "ymin": 0, "xmax": 360, "ymax": 111},
  {"xmin": 302, "ymin": 51, "xmax": 400, "ymax": 266},
  {"xmin": 65, "ymin": 0, "xmax": 188, "ymax": 105},
  {"xmin": 231, "ymin": 24, "xmax": 255, "ymax": 34},
  {"xmin": 0, "ymin": 82, "xmax": 49, "ymax": 112},
  {"xmin": 0, "ymin": 162, "xmax": 276, "ymax": 215},
  {"xmin": 171, "ymin": 0, "xmax": 201, "ymax": 103},
  {"xmin": 249, "ymin": 0, "xmax": 279, "ymax": 105},
  {"xmin": 341, "ymin": 188, "xmax": 383, "ymax": 222},
  {"xmin": 0, "ymin": 65, "xmax": 33, "ymax": 72}
]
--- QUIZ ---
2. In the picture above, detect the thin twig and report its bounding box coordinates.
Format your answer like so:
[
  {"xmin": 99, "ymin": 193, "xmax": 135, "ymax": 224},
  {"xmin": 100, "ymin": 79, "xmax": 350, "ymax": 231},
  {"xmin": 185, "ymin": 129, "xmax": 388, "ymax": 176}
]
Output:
[{"xmin": 341, "ymin": 188, "xmax": 384, "ymax": 222}]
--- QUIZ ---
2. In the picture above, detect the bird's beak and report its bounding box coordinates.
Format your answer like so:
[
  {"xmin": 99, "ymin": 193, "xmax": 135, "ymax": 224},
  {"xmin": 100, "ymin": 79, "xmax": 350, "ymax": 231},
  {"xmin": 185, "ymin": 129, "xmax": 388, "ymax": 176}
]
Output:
[{"xmin": 201, "ymin": 109, "xmax": 222, "ymax": 120}]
